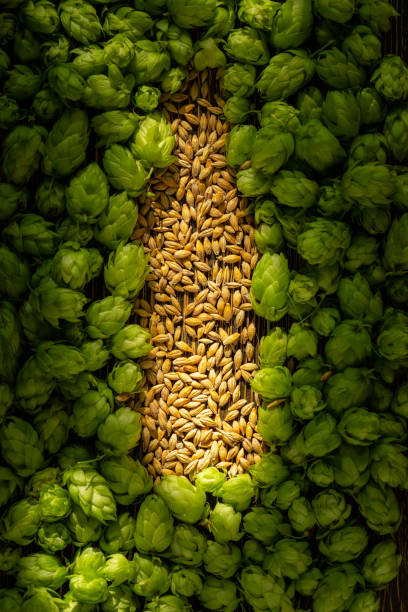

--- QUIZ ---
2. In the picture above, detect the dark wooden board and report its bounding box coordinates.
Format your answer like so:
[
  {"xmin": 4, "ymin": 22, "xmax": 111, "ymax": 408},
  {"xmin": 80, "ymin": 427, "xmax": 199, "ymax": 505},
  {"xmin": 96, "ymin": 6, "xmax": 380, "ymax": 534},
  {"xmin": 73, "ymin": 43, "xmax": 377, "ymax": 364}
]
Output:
[{"xmin": 383, "ymin": 4, "xmax": 408, "ymax": 611}]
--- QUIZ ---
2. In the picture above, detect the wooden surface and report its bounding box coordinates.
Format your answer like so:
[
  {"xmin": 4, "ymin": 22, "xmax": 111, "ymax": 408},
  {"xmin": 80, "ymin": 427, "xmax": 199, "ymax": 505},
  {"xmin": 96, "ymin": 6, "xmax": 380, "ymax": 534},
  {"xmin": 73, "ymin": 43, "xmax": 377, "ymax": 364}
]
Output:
[{"xmin": 382, "ymin": 4, "xmax": 407, "ymax": 611}]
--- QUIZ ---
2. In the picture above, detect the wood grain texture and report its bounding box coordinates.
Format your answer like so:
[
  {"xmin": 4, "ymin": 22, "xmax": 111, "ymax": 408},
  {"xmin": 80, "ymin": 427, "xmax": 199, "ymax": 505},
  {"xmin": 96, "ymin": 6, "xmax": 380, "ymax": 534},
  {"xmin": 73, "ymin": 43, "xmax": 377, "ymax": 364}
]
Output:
[{"xmin": 382, "ymin": 5, "xmax": 407, "ymax": 611}]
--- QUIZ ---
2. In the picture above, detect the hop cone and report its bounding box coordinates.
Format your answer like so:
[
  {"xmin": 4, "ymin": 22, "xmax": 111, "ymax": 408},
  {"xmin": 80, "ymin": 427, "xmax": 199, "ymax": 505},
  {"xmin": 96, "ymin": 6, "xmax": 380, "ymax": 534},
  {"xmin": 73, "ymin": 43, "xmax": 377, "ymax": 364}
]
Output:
[
  {"xmin": 43, "ymin": 108, "xmax": 89, "ymax": 177},
  {"xmin": 59, "ymin": 0, "xmax": 102, "ymax": 45},
  {"xmin": 250, "ymin": 252, "xmax": 290, "ymax": 321},
  {"xmin": 104, "ymin": 242, "xmax": 149, "ymax": 300},
  {"xmin": 63, "ymin": 467, "xmax": 117, "ymax": 524},
  {"xmin": 270, "ymin": 0, "xmax": 314, "ymax": 49}
]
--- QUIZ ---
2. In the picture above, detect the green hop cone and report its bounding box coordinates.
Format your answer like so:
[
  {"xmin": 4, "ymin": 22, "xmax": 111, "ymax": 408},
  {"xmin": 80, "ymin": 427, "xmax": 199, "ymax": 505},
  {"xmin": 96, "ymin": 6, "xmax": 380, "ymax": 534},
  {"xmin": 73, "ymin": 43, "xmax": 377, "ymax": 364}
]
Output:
[
  {"xmin": 318, "ymin": 526, "xmax": 369, "ymax": 563},
  {"xmin": 359, "ymin": 0, "xmax": 399, "ymax": 35},
  {"xmin": 295, "ymin": 119, "xmax": 347, "ymax": 173},
  {"xmin": 256, "ymin": 49, "xmax": 315, "ymax": 100},
  {"xmin": 295, "ymin": 567, "xmax": 323, "ymax": 597},
  {"xmin": 251, "ymin": 366, "xmax": 292, "ymax": 401},
  {"xmin": 348, "ymin": 133, "xmax": 389, "ymax": 168},
  {"xmin": 325, "ymin": 367, "xmax": 372, "ymax": 416},
  {"xmin": 194, "ymin": 467, "xmax": 225, "ymax": 495},
  {"xmin": 376, "ymin": 308, "xmax": 408, "ymax": 361},
  {"xmin": 103, "ymin": 145, "xmax": 152, "ymax": 197},
  {"xmin": 257, "ymin": 403, "xmax": 294, "ymax": 445},
  {"xmin": 207, "ymin": 502, "xmax": 242, "ymax": 544},
  {"xmin": 71, "ymin": 44, "xmax": 105, "ymax": 78},
  {"xmin": 29, "ymin": 278, "xmax": 88, "ymax": 328},
  {"xmin": 307, "ymin": 459, "xmax": 335, "ymax": 488},
  {"xmin": 222, "ymin": 63, "xmax": 256, "ymax": 98},
  {"xmin": 0, "ymin": 301, "xmax": 21, "ymax": 384},
  {"xmin": 130, "ymin": 553, "xmax": 170, "ymax": 598},
  {"xmin": 103, "ymin": 6, "xmax": 153, "ymax": 39},
  {"xmin": 59, "ymin": 0, "xmax": 102, "ymax": 45},
  {"xmin": 357, "ymin": 482, "xmax": 401, "ymax": 535},
  {"xmin": 383, "ymin": 215, "xmax": 408, "ymax": 274},
  {"xmin": 170, "ymin": 566, "xmax": 202, "ymax": 598},
  {"xmin": 251, "ymin": 127, "xmax": 294, "ymax": 176},
  {"xmin": 97, "ymin": 406, "xmax": 141, "ymax": 456},
  {"xmin": 194, "ymin": 38, "xmax": 226, "ymax": 71},
  {"xmin": 43, "ymin": 108, "xmax": 89, "ymax": 177},
  {"xmin": 67, "ymin": 504, "xmax": 103, "ymax": 546},
  {"xmin": 362, "ymin": 539, "xmax": 402, "ymax": 590},
  {"xmin": 163, "ymin": 523, "xmax": 207, "ymax": 567},
  {"xmin": 298, "ymin": 218, "xmax": 351, "ymax": 266},
  {"xmin": 110, "ymin": 324, "xmax": 151, "ymax": 360},
  {"xmin": 0, "ymin": 246, "xmax": 30, "ymax": 299},
  {"xmin": 12, "ymin": 30, "xmax": 41, "ymax": 67},
  {"xmin": 32, "ymin": 88, "xmax": 63, "ymax": 124},
  {"xmin": 226, "ymin": 124, "xmax": 256, "ymax": 168},
  {"xmin": 70, "ymin": 546, "xmax": 108, "ymax": 604},
  {"xmin": 52, "ymin": 242, "xmax": 103, "ymax": 291},
  {"xmin": 4, "ymin": 214, "xmax": 57, "ymax": 257},
  {"xmin": 337, "ymin": 273, "xmax": 383, "ymax": 323},
  {"xmin": 63, "ymin": 467, "xmax": 117, "ymax": 524},
  {"xmin": 0, "ymin": 95, "xmax": 22, "ymax": 131},
  {"xmin": 223, "ymin": 95, "xmax": 251, "ymax": 124},
  {"xmin": 99, "ymin": 454, "xmax": 152, "ymax": 505},
  {"xmin": 155, "ymin": 475, "xmax": 206, "ymax": 524},
  {"xmin": 0, "ymin": 497, "xmax": 41, "ymax": 545},
  {"xmin": 313, "ymin": 0, "xmax": 355, "ymax": 23},
  {"xmin": 349, "ymin": 591, "xmax": 380, "ymax": 612},
  {"xmin": 296, "ymin": 85, "xmax": 324, "ymax": 122},
  {"xmin": 342, "ymin": 25, "xmax": 382, "ymax": 66},
  {"xmin": 66, "ymin": 163, "xmax": 109, "ymax": 224},
  {"xmin": 225, "ymin": 27, "xmax": 269, "ymax": 65},
  {"xmin": 243, "ymin": 507, "xmax": 285, "ymax": 545},
  {"xmin": 263, "ymin": 539, "xmax": 313, "ymax": 580},
  {"xmin": 316, "ymin": 47, "xmax": 366, "ymax": 89},
  {"xmin": 102, "ymin": 553, "xmax": 133, "ymax": 587},
  {"xmin": 1, "ymin": 416, "xmax": 44, "ymax": 477},
  {"xmin": 270, "ymin": 0, "xmax": 314, "ymax": 50},
  {"xmin": 36, "ymin": 521, "xmax": 71, "ymax": 553},
  {"xmin": 236, "ymin": 167, "xmax": 271, "ymax": 196},
  {"xmin": 242, "ymin": 539, "xmax": 266, "ymax": 564},
  {"xmin": 4, "ymin": 65, "xmax": 41, "ymax": 101},
  {"xmin": 100, "ymin": 512, "xmax": 136, "ymax": 555},
  {"xmin": 39, "ymin": 483, "xmax": 71, "ymax": 522},
  {"xmin": 47, "ymin": 63, "xmax": 85, "ymax": 102},
  {"xmin": 104, "ymin": 242, "xmax": 149, "ymax": 300},
  {"xmin": 342, "ymin": 163, "xmax": 396, "ymax": 207},
  {"xmin": 0, "ymin": 588, "xmax": 24, "ymax": 610},
  {"xmin": 287, "ymin": 322, "xmax": 318, "ymax": 360},
  {"xmin": 0, "ymin": 545, "xmax": 22, "ymax": 572},
  {"xmin": 371, "ymin": 442, "xmax": 408, "ymax": 489},
  {"xmin": 36, "ymin": 341, "xmax": 86, "ymax": 381},
  {"xmin": 41, "ymin": 35, "xmax": 70, "ymax": 67},
  {"xmin": 357, "ymin": 87, "xmax": 386, "ymax": 125},
  {"xmin": 384, "ymin": 106, "xmax": 408, "ymax": 163},
  {"xmin": 0, "ymin": 183, "xmax": 28, "ymax": 222},
  {"xmin": 312, "ymin": 564, "xmax": 363, "ymax": 612},
  {"xmin": 91, "ymin": 111, "xmax": 139, "ymax": 148},
  {"xmin": 134, "ymin": 85, "xmax": 160, "ymax": 112},
  {"xmin": 70, "ymin": 380, "xmax": 114, "ymax": 438},
  {"xmin": 134, "ymin": 493, "xmax": 174, "ymax": 554},
  {"xmin": 2, "ymin": 125, "xmax": 45, "ymax": 185},
  {"xmin": 261, "ymin": 479, "xmax": 301, "ymax": 511},
  {"xmin": 107, "ymin": 360, "xmax": 143, "ymax": 395},
  {"xmin": 58, "ymin": 444, "xmax": 93, "ymax": 471},
  {"xmin": 219, "ymin": 473, "xmax": 255, "ymax": 511},
  {"xmin": 82, "ymin": 66, "xmax": 135, "ymax": 110},
  {"xmin": 203, "ymin": 541, "xmax": 241, "ymax": 579},
  {"xmin": 16, "ymin": 553, "xmax": 67, "ymax": 590},
  {"xmin": 130, "ymin": 112, "xmax": 175, "ymax": 169},
  {"xmin": 166, "ymin": 0, "xmax": 216, "ymax": 28},
  {"xmin": 289, "ymin": 385, "xmax": 326, "ymax": 420},
  {"xmin": 35, "ymin": 178, "xmax": 65, "ymax": 219},
  {"xmin": 260, "ymin": 100, "xmax": 301, "ymax": 132},
  {"xmin": 322, "ymin": 89, "xmax": 361, "ymax": 140},
  {"xmin": 86, "ymin": 296, "xmax": 132, "ymax": 339},
  {"xmin": 371, "ymin": 54, "xmax": 408, "ymax": 102},
  {"xmin": 343, "ymin": 232, "xmax": 379, "ymax": 273},
  {"xmin": 128, "ymin": 40, "xmax": 170, "ymax": 85},
  {"xmin": 0, "ymin": 465, "xmax": 22, "ymax": 507},
  {"xmin": 249, "ymin": 453, "xmax": 289, "ymax": 489},
  {"xmin": 312, "ymin": 489, "xmax": 352, "ymax": 531},
  {"xmin": 198, "ymin": 576, "xmax": 240, "ymax": 611},
  {"xmin": 325, "ymin": 320, "xmax": 372, "ymax": 370},
  {"xmin": 311, "ymin": 307, "xmax": 341, "ymax": 337},
  {"xmin": 20, "ymin": 0, "xmax": 59, "ymax": 33},
  {"xmin": 238, "ymin": 0, "xmax": 280, "ymax": 30},
  {"xmin": 103, "ymin": 33, "xmax": 134, "ymax": 69},
  {"xmin": 250, "ymin": 252, "xmax": 290, "ymax": 321},
  {"xmin": 259, "ymin": 327, "xmax": 287, "ymax": 368},
  {"xmin": 161, "ymin": 67, "xmax": 188, "ymax": 94},
  {"xmin": 239, "ymin": 565, "xmax": 291, "ymax": 612}
]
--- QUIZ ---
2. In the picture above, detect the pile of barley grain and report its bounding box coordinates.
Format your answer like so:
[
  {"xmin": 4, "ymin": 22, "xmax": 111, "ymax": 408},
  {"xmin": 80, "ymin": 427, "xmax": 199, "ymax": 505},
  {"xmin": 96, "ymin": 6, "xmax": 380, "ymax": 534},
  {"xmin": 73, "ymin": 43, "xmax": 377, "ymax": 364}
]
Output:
[{"xmin": 132, "ymin": 70, "xmax": 263, "ymax": 483}]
